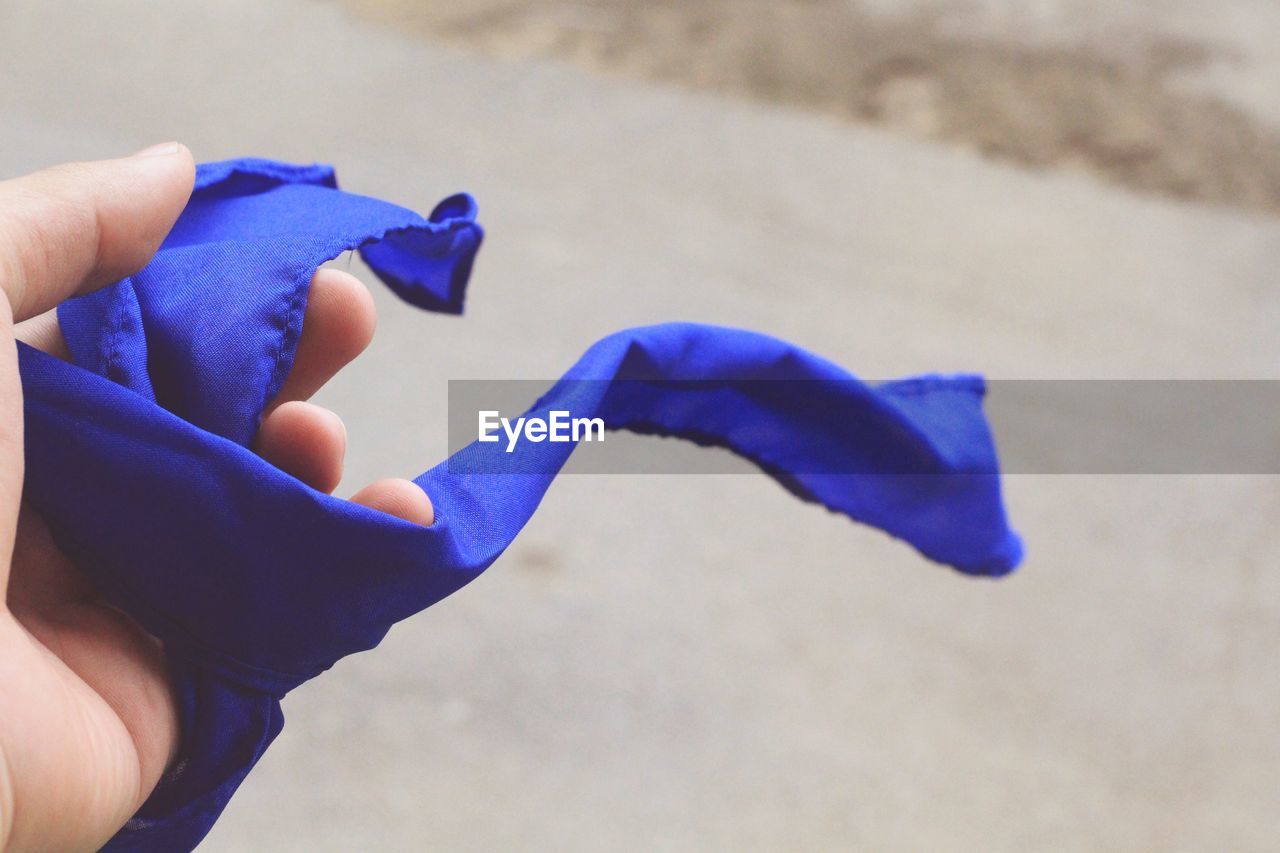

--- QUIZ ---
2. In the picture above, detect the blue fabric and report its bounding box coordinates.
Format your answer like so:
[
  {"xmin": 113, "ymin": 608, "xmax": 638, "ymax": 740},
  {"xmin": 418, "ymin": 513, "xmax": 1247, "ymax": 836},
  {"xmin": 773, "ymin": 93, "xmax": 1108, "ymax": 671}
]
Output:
[{"xmin": 15, "ymin": 158, "xmax": 1023, "ymax": 851}]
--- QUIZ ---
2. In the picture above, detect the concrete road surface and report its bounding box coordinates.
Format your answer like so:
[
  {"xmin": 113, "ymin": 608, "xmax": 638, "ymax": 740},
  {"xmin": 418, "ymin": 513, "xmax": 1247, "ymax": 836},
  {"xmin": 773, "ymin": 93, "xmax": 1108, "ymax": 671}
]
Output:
[{"xmin": 1, "ymin": 1, "xmax": 1278, "ymax": 849}]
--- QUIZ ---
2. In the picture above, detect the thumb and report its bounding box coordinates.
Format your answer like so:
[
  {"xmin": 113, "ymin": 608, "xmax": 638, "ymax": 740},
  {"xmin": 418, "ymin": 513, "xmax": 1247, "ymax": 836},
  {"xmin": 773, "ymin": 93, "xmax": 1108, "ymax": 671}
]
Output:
[
  {"xmin": 0, "ymin": 144, "xmax": 195, "ymax": 599},
  {"xmin": 0, "ymin": 143, "xmax": 195, "ymax": 322}
]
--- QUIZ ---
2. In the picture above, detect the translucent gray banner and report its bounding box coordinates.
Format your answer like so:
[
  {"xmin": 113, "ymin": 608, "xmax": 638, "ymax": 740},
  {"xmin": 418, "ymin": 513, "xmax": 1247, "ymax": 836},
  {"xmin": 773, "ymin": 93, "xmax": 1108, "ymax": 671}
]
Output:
[{"xmin": 446, "ymin": 380, "xmax": 1280, "ymax": 474}]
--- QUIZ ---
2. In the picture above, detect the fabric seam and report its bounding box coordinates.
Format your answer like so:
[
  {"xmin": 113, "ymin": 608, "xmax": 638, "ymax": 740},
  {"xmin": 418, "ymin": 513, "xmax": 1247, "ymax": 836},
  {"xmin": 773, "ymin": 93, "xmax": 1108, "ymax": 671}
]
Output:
[
  {"xmin": 103, "ymin": 284, "xmax": 128, "ymax": 381},
  {"xmin": 259, "ymin": 267, "xmax": 309, "ymax": 423}
]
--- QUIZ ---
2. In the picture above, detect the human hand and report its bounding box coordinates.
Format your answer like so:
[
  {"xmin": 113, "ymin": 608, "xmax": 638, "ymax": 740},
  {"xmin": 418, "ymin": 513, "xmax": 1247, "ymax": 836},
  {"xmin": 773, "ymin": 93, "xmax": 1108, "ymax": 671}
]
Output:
[{"xmin": 0, "ymin": 146, "xmax": 434, "ymax": 850}]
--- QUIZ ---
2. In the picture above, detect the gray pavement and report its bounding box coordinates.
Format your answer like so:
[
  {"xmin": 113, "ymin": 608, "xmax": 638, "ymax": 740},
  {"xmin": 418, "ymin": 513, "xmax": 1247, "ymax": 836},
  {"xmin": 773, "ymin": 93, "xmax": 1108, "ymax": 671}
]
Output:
[{"xmin": 1, "ymin": 1, "xmax": 1278, "ymax": 849}]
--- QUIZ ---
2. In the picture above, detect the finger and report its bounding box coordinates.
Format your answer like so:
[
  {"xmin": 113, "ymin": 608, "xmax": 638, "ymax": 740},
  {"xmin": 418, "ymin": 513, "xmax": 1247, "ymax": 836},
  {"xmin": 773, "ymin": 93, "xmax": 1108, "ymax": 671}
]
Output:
[
  {"xmin": 350, "ymin": 478, "xmax": 435, "ymax": 526},
  {"xmin": 266, "ymin": 268, "xmax": 376, "ymax": 414},
  {"xmin": 13, "ymin": 309, "xmax": 70, "ymax": 360},
  {"xmin": 0, "ymin": 144, "xmax": 195, "ymax": 323},
  {"xmin": 254, "ymin": 401, "xmax": 346, "ymax": 495}
]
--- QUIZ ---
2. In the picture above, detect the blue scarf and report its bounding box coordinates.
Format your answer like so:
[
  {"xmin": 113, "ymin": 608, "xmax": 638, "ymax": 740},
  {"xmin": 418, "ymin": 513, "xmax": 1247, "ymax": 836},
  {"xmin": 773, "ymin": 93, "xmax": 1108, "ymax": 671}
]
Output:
[{"xmin": 17, "ymin": 159, "xmax": 1023, "ymax": 850}]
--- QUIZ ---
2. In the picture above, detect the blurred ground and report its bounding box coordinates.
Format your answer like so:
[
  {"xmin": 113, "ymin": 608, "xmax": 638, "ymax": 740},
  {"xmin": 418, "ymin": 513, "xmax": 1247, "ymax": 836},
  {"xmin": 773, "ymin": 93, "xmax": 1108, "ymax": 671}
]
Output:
[
  {"xmin": 1, "ymin": 0, "xmax": 1279, "ymax": 850},
  {"xmin": 343, "ymin": 0, "xmax": 1280, "ymax": 215}
]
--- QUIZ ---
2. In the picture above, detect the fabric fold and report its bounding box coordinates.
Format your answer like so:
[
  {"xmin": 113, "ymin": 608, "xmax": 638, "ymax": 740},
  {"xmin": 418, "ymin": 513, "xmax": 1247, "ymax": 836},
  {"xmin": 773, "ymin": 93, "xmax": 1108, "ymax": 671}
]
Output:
[{"xmin": 59, "ymin": 157, "xmax": 484, "ymax": 446}]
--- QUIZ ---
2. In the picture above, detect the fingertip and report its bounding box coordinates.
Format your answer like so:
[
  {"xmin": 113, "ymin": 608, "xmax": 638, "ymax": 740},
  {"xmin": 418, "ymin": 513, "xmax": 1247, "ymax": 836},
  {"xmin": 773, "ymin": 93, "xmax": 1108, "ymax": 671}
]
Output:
[
  {"xmin": 310, "ymin": 267, "xmax": 377, "ymax": 357},
  {"xmin": 265, "ymin": 268, "xmax": 377, "ymax": 412},
  {"xmin": 349, "ymin": 478, "xmax": 435, "ymax": 526},
  {"xmin": 255, "ymin": 401, "xmax": 346, "ymax": 494}
]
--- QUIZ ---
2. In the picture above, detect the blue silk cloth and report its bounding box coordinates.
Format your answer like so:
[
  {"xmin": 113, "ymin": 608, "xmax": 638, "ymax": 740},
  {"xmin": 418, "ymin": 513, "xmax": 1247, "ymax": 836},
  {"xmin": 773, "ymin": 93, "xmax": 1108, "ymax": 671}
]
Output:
[{"xmin": 16, "ymin": 159, "xmax": 1023, "ymax": 850}]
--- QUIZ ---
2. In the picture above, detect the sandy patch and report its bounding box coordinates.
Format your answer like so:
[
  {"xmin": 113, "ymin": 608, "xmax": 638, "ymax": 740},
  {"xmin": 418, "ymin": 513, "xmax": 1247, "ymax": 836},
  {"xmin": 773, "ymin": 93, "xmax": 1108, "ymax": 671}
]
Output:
[{"xmin": 338, "ymin": 0, "xmax": 1280, "ymax": 216}]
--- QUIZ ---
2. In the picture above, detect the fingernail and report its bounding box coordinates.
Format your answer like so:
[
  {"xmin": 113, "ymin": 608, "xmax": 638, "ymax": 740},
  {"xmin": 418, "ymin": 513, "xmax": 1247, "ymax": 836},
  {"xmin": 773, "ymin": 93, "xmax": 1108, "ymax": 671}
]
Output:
[{"xmin": 132, "ymin": 142, "xmax": 182, "ymax": 158}]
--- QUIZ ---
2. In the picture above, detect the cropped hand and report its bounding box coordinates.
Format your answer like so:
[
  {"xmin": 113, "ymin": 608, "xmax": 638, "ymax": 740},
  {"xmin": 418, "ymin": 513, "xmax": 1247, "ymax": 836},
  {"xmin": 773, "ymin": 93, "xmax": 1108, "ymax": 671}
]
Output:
[{"xmin": 0, "ymin": 146, "xmax": 433, "ymax": 850}]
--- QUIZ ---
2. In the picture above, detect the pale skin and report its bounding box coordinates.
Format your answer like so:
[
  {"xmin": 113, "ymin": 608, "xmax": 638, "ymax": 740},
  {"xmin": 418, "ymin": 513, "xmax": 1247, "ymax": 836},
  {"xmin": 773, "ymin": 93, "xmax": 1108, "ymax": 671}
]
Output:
[{"xmin": 0, "ymin": 144, "xmax": 435, "ymax": 850}]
